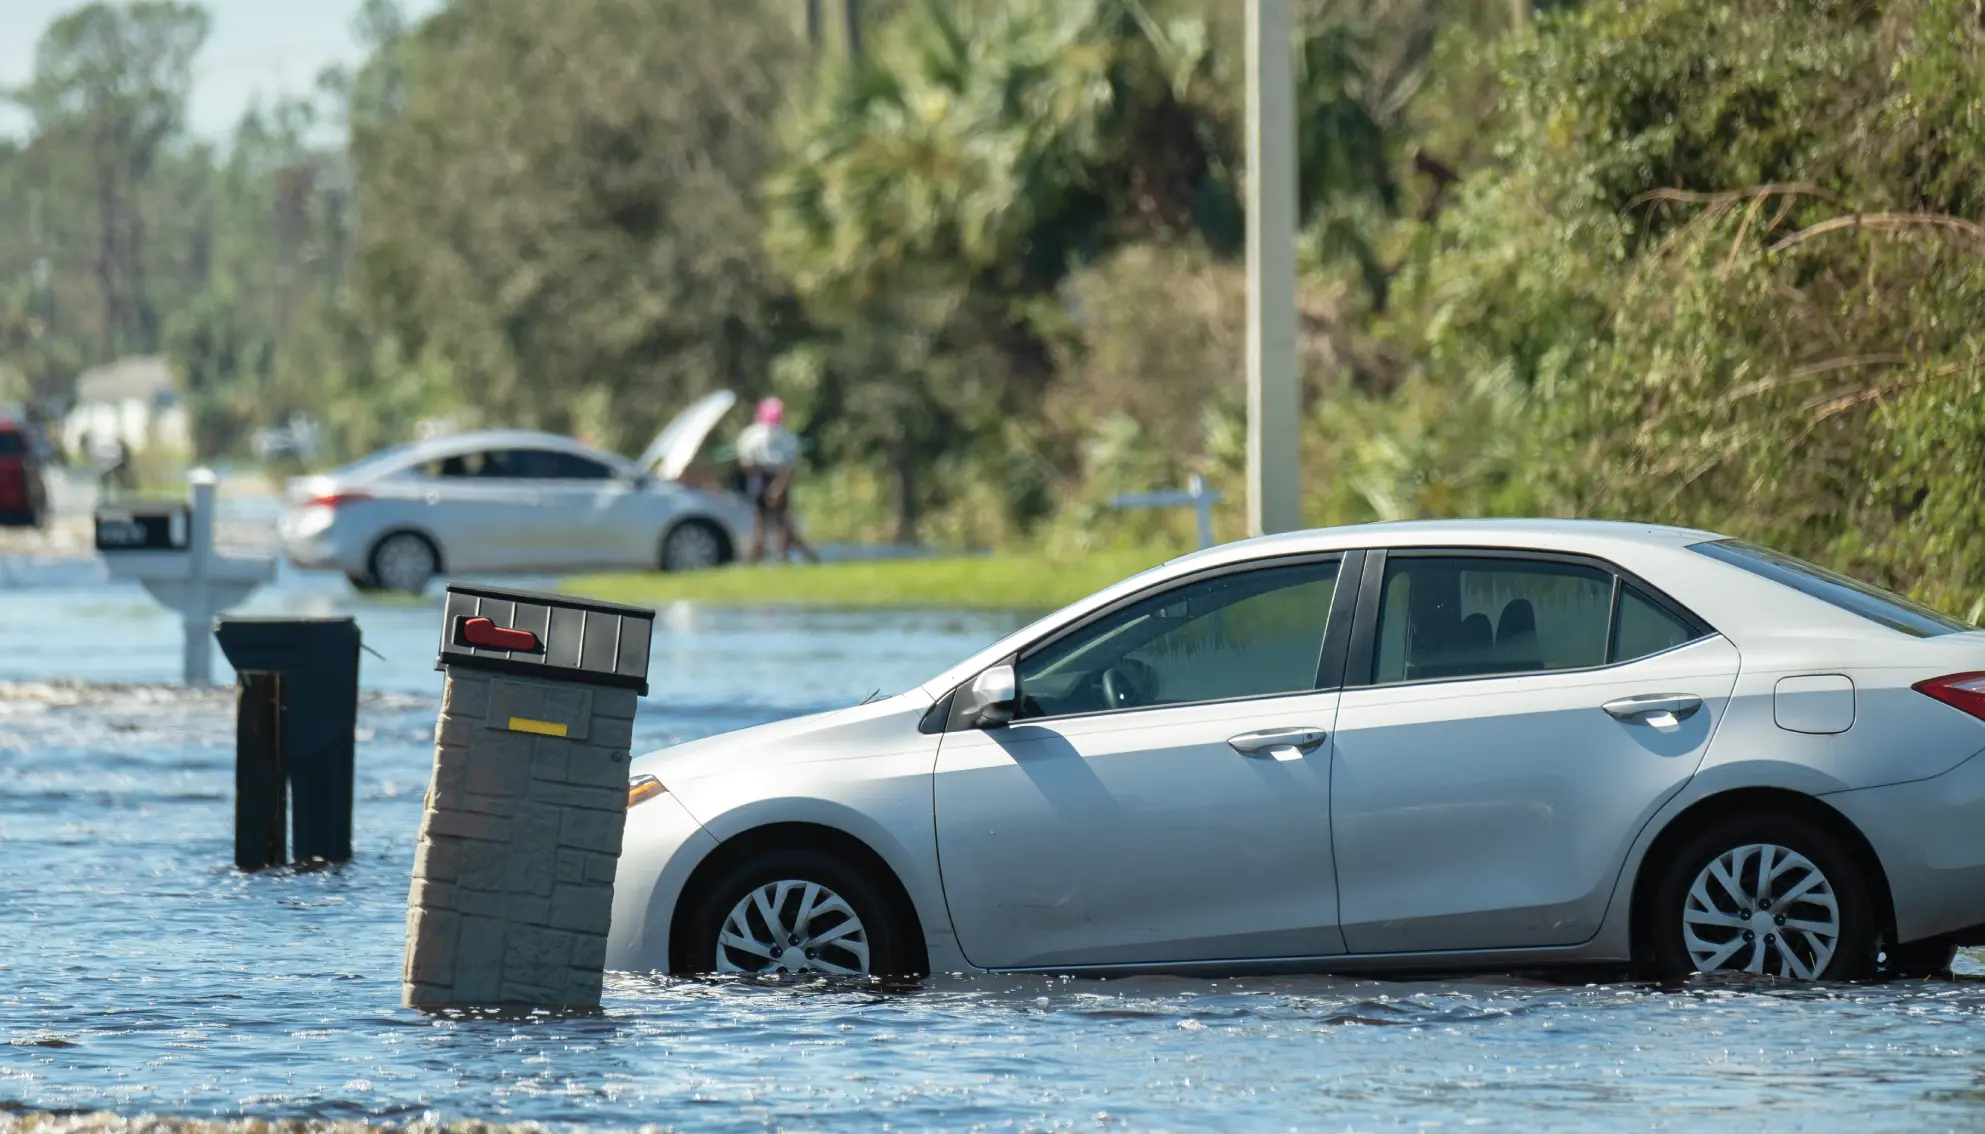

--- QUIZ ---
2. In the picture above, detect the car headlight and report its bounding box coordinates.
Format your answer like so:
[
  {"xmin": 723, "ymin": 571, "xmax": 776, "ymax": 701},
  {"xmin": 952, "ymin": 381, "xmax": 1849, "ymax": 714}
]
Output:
[{"xmin": 627, "ymin": 773, "xmax": 666, "ymax": 809}]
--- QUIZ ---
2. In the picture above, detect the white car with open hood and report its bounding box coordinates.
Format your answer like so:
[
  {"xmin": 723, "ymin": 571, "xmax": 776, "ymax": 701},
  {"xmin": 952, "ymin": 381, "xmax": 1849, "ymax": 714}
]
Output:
[{"xmin": 279, "ymin": 391, "xmax": 751, "ymax": 592}]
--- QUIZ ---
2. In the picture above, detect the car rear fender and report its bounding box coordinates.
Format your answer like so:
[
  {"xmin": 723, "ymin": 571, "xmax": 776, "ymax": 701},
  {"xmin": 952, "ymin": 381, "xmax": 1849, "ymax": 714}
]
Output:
[
  {"xmin": 1591, "ymin": 757, "xmax": 1877, "ymax": 963},
  {"xmin": 1694, "ymin": 633, "xmax": 1985, "ymax": 790}
]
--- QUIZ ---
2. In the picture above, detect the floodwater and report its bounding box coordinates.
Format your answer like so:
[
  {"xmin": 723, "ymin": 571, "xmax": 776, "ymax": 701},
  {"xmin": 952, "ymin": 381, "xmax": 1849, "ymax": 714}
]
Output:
[{"xmin": 5, "ymin": 552, "xmax": 1985, "ymax": 1131}]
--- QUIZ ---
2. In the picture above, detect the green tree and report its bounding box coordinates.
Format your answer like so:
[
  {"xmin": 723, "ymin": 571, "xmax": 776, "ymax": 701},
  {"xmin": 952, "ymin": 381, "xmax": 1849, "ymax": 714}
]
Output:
[
  {"xmin": 768, "ymin": 0, "xmax": 1398, "ymax": 541},
  {"xmin": 1381, "ymin": 0, "xmax": 1985, "ymax": 609},
  {"xmin": 341, "ymin": 0, "xmax": 806, "ymax": 453},
  {"xmin": 13, "ymin": 1, "xmax": 210, "ymax": 360}
]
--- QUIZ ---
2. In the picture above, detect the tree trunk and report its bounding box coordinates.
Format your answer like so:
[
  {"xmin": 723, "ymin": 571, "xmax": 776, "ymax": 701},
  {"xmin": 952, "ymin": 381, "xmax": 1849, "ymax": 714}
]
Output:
[
  {"xmin": 129, "ymin": 188, "xmax": 156, "ymax": 352},
  {"xmin": 842, "ymin": 0, "xmax": 862, "ymax": 60},
  {"xmin": 94, "ymin": 141, "xmax": 122, "ymax": 357}
]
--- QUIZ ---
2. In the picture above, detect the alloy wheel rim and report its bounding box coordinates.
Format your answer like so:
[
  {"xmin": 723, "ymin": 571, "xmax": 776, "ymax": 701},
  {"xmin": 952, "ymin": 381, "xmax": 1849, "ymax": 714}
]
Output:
[
  {"xmin": 715, "ymin": 879, "xmax": 871, "ymax": 976},
  {"xmin": 665, "ymin": 524, "xmax": 721, "ymax": 569},
  {"xmin": 376, "ymin": 535, "xmax": 435, "ymax": 592},
  {"xmin": 1683, "ymin": 842, "xmax": 1840, "ymax": 978}
]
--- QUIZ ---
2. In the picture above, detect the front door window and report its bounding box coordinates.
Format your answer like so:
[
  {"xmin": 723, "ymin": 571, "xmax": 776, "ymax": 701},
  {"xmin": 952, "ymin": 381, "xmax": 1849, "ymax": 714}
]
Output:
[{"xmin": 1016, "ymin": 559, "xmax": 1341, "ymax": 718}]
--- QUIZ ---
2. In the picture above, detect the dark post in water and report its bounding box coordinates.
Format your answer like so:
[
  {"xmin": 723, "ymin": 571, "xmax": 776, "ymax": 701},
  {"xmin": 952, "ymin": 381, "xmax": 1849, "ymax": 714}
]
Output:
[{"xmin": 215, "ymin": 617, "xmax": 363, "ymax": 868}]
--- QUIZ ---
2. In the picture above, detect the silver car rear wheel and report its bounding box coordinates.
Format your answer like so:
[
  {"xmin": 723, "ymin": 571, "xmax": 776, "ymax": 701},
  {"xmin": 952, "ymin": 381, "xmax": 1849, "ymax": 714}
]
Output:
[
  {"xmin": 370, "ymin": 532, "xmax": 439, "ymax": 594},
  {"xmin": 1683, "ymin": 843, "xmax": 1841, "ymax": 978},
  {"xmin": 660, "ymin": 519, "xmax": 725, "ymax": 572},
  {"xmin": 715, "ymin": 879, "xmax": 872, "ymax": 976}
]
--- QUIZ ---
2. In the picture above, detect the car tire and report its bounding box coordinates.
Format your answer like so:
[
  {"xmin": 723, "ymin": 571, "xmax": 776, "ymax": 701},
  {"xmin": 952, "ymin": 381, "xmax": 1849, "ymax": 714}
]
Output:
[
  {"xmin": 680, "ymin": 848, "xmax": 911, "ymax": 977},
  {"xmin": 1647, "ymin": 812, "xmax": 1878, "ymax": 981},
  {"xmin": 347, "ymin": 572, "xmax": 387, "ymax": 593},
  {"xmin": 660, "ymin": 519, "xmax": 728, "ymax": 572},
  {"xmin": 368, "ymin": 531, "xmax": 440, "ymax": 594},
  {"xmin": 1880, "ymin": 939, "xmax": 1958, "ymax": 980}
]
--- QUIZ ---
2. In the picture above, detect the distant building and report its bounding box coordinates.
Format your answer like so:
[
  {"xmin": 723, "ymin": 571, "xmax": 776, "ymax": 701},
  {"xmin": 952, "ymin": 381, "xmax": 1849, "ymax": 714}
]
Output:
[{"xmin": 62, "ymin": 356, "xmax": 192, "ymax": 459}]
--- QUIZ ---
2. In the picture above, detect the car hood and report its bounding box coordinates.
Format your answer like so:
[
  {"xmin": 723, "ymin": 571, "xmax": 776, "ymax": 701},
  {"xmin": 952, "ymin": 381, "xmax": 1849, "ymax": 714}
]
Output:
[
  {"xmin": 637, "ymin": 390, "xmax": 737, "ymax": 482},
  {"xmin": 630, "ymin": 690, "xmax": 936, "ymax": 787}
]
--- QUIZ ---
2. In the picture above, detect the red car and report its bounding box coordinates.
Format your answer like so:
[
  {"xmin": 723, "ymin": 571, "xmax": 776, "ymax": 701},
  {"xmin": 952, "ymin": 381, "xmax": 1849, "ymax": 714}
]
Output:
[{"xmin": 0, "ymin": 417, "xmax": 48, "ymax": 527}]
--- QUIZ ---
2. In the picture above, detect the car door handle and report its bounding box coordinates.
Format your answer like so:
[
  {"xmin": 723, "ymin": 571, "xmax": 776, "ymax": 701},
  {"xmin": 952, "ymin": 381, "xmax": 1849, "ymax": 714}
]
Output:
[
  {"xmin": 1227, "ymin": 727, "xmax": 1328, "ymax": 761},
  {"xmin": 1602, "ymin": 694, "xmax": 1703, "ymax": 725}
]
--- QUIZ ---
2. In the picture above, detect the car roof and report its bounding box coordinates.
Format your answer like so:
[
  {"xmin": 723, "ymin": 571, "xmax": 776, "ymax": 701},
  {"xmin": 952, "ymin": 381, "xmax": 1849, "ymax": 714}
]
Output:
[
  {"xmin": 415, "ymin": 429, "xmax": 610, "ymax": 456},
  {"xmin": 1158, "ymin": 517, "xmax": 1724, "ymax": 573}
]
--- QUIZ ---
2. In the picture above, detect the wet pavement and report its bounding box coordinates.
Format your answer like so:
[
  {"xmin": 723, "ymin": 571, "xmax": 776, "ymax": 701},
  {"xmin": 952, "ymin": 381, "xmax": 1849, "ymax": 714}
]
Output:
[{"xmin": 4, "ymin": 543, "xmax": 1985, "ymax": 1131}]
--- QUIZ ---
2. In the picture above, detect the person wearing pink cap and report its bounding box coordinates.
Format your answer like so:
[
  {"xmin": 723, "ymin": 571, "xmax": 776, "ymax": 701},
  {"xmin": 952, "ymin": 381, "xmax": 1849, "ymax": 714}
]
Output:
[{"xmin": 736, "ymin": 395, "xmax": 818, "ymax": 563}]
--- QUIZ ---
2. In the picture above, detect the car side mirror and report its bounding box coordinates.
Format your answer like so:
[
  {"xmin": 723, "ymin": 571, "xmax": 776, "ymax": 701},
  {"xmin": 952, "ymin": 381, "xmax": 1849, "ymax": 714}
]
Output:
[{"xmin": 959, "ymin": 664, "xmax": 1017, "ymax": 729}]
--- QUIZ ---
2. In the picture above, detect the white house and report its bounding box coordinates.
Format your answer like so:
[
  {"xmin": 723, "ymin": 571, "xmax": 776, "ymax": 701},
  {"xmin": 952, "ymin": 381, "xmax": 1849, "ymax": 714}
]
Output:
[{"xmin": 62, "ymin": 356, "xmax": 192, "ymax": 459}]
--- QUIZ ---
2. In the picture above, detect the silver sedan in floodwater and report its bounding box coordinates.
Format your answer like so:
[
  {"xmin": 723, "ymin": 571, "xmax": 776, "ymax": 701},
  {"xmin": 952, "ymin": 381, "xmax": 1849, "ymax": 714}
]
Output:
[
  {"xmin": 609, "ymin": 519, "xmax": 1985, "ymax": 981},
  {"xmin": 279, "ymin": 392, "xmax": 752, "ymax": 592}
]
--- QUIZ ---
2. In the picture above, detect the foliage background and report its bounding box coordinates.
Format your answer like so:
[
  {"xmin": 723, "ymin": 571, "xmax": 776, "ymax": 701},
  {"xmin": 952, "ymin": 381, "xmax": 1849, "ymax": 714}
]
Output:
[{"xmin": 2, "ymin": 0, "xmax": 1981, "ymax": 608}]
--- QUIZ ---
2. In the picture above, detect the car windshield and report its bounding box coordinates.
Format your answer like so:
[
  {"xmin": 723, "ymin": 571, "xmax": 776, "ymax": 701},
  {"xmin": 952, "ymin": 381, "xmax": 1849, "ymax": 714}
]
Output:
[{"xmin": 1691, "ymin": 539, "xmax": 1974, "ymax": 637}]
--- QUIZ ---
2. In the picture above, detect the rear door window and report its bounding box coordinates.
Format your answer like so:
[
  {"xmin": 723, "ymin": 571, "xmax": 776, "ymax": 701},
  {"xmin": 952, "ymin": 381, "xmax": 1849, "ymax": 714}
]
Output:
[
  {"xmin": 1372, "ymin": 556, "xmax": 1706, "ymax": 685},
  {"xmin": 478, "ymin": 449, "xmax": 612, "ymax": 479},
  {"xmin": 1691, "ymin": 539, "xmax": 1972, "ymax": 637}
]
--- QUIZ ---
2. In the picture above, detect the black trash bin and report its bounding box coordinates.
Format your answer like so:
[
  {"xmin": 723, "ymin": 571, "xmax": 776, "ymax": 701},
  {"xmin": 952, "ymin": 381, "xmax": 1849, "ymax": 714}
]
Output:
[{"xmin": 215, "ymin": 617, "xmax": 362, "ymax": 866}]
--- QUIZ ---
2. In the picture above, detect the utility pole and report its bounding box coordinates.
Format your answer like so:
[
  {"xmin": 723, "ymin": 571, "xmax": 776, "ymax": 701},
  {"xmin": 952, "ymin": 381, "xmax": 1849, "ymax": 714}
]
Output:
[
  {"xmin": 1245, "ymin": 0, "xmax": 1302, "ymax": 536},
  {"xmin": 801, "ymin": 0, "xmax": 862, "ymax": 59}
]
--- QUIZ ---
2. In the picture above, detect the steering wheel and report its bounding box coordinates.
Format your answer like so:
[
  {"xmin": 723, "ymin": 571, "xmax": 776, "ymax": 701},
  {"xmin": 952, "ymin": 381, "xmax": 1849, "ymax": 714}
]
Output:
[{"xmin": 1100, "ymin": 664, "xmax": 1146, "ymax": 710}]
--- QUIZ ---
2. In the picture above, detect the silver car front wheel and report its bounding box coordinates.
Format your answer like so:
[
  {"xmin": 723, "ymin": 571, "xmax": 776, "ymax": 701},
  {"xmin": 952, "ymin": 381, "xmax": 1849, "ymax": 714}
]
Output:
[
  {"xmin": 715, "ymin": 879, "xmax": 872, "ymax": 976},
  {"xmin": 370, "ymin": 531, "xmax": 439, "ymax": 594},
  {"xmin": 1683, "ymin": 843, "xmax": 1841, "ymax": 978}
]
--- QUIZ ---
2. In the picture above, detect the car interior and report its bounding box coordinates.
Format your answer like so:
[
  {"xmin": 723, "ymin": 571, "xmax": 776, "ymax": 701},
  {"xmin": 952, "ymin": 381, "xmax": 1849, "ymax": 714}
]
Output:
[
  {"xmin": 1373, "ymin": 558, "xmax": 1698, "ymax": 684},
  {"xmin": 1014, "ymin": 562, "xmax": 1340, "ymax": 719}
]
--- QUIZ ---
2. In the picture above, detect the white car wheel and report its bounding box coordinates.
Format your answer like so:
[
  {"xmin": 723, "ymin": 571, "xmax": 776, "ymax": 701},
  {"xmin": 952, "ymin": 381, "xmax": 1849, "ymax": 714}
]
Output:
[
  {"xmin": 1649, "ymin": 813, "xmax": 1875, "ymax": 981},
  {"xmin": 370, "ymin": 532, "xmax": 439, "ymax": 594},
  {"xmin": 715, "ymin": 879, "xmax": 872, "ymax": 976},
  {"xmin": 1683, "ymin": 843, "xmax": 1842, "ymax": 978},
  {"xmin": 661, "ymin": 520, "xmax": 725, "ymax": 572}
]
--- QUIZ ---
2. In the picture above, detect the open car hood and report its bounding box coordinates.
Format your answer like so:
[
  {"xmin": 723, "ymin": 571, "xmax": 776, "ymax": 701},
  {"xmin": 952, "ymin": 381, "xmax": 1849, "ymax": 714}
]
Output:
[{"xmin": 637, "ymin": 390, "xmax": 736, "ymax": 482}]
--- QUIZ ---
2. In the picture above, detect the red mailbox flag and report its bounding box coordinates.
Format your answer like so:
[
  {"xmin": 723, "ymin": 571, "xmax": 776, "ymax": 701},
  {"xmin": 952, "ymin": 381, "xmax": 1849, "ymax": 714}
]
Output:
[{"xmin": 459, "ymin": 617, "xmax": 540, "ymax": 652}]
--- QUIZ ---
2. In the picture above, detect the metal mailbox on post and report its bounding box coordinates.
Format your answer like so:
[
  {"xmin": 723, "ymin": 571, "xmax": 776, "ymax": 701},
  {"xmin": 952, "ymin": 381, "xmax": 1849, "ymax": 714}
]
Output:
[{"xmin": 96, "ymin": 469, "xmax": 276, "ymax": 685}]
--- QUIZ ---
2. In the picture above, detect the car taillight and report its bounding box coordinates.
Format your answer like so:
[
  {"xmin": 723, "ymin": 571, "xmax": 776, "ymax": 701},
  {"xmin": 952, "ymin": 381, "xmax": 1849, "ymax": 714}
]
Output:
[
  {"xmin": 305, "ymin": 491, "xmax": 371, "ymax": 508},
  {"xmin": 1913, "ymin": 672, "xmax": 1985, "ymax": 721}
]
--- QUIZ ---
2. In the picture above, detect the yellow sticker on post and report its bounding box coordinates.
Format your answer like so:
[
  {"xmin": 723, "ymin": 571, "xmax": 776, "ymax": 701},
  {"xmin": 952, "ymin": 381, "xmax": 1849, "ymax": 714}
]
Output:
[{"xmin": 507, "ymin": 716, "xmax": 569, "ymax": 737}]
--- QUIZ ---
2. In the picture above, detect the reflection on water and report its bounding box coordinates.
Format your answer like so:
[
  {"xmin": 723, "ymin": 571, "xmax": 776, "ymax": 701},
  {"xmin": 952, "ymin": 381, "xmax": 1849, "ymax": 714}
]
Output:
[{"xmin": 2, "ymin": 573, "xmax": 1984, "ymax": 1130}]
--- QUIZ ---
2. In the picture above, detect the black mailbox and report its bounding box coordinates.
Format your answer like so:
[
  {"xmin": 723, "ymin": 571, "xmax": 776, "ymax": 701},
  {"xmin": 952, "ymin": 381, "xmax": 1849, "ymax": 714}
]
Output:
[
  {"xmin": 215, "ymin": 617, "xmax": 362, "ymax": 865},
  {"xmin": 94, "ymin": 503, "xmax": 189, "ymax": 551},
  {"xmin": 437, "ymin": 584, "xmax": 655, "ymax": 694}
]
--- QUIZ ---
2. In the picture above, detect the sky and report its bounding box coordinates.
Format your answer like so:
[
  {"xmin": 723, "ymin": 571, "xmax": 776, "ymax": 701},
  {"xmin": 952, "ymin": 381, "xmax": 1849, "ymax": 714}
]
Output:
[{"xmin": 0, "ymin": 0, "xmax": 444, "ymax": 142}]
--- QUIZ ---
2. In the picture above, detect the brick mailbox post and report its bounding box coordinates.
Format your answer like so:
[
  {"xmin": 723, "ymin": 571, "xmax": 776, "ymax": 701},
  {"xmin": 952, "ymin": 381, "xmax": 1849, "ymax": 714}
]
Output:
[{"xmin": 404, "ymin": 584, "xmax": 655, "ymax": 1010}]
